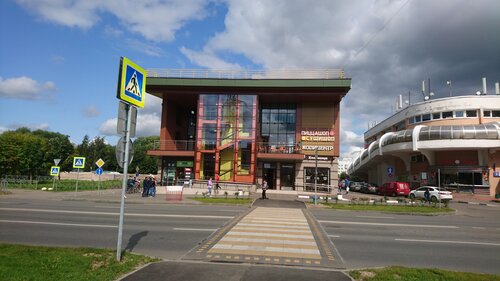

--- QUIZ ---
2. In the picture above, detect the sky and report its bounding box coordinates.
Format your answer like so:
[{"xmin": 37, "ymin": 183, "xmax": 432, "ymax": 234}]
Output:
[{"xmin": 1, "ymin": 0, "xmax": 499, "ymax": 157}]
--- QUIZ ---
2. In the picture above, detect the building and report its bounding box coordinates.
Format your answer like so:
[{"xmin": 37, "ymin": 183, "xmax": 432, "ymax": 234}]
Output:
[
  {"xmin": 348, "ymin": 95, "xmax": 500, "ymax": 197},
  {"xmin": 337, "ymin": 157, "xmax": 353, "ymax": 175},
  {"xmin": 146, "ymin": 69, "xmax": 351, "ymax": 192}
]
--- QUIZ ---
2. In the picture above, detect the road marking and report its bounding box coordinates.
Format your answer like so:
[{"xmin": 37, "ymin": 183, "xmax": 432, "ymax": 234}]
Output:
[
  {"xmin": 356, "ymin": 215, "xmax": 394, "ymax": 219},
  {"xmin": 318, "ymin": 220, "xmax": 458, "ymax": 228},
  {"xmin": 0, "ymin": 207, "xmax": 233, "ymax": 219},
  {"xmin": 0, "ymin": 219, "xmax": 116, "ymax": 228},
  {"xmin": 94, "ymin": 206, "xmax": 120, "ymax": 209},
  {"xmin": 395, "ymin": 238, "xmax": 500, "ymax": 247},
  {"xmin": 328, "ymin": 235, "xmax": 340, "ymax": 238},
  {"xmin": 472, "ymin": 227, "xmax": 486, "ymax": 230},
  {"xmin": 173, "ymin": 228, "xmax": 217, "ymax": 232}
]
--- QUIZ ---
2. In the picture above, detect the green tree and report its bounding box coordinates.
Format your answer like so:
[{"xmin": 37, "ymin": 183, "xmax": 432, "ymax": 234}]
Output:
[
  {"xmin": 130, "ymin": 136, "xmax": 159, "ymax": 174},
  {"xmin": 32, "ymin": 130, "xmax": 74, "ymax": 173},
  {"xmin": 0, "ymin": 128, "xmax": 45, "ymax": 178}
]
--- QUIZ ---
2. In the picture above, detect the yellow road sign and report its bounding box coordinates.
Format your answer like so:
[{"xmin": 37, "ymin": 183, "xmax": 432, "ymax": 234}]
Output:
[
  {"xmin": 96, "ymin": 158, "xmax": 105, "ymax": 168},
  {"xmin": 117, "ymin": 57, "xmax": 146, "ymax": 108}
]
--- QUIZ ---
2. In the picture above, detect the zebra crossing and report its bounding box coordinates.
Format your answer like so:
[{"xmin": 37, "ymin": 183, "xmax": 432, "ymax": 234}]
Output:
[{"xmin": 185, "ymin": 206, "xmax": 343, "ymax": 268}]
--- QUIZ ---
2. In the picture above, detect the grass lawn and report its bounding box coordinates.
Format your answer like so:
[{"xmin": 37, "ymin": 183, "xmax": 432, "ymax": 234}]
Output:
[
  {"xmin": 324, "ymin": 203, "xmax": 454, "ymax": 214},
  {"xmin": 350, "ymin": 266, "xmax": 500, "ymax": 281},
  {"xmin": 190, "ymin": 197, "xmax": 253, "ymax": 204},
  {"xmin": 0, "ymin": 244, "xmax": 159, "ymax": 281}
]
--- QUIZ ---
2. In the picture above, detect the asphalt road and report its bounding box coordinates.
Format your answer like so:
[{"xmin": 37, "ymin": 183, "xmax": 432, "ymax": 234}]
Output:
[
  {"xmin": 1, "ymin": 194, "xmax": 499, "ymax": 277},
  {"xmin": 0, "ymin": 197, "xmax": 247, "ymax": 260},
  {"xmin": 310, "ymin": 203, "xmax": 500, "ymax": 275}
]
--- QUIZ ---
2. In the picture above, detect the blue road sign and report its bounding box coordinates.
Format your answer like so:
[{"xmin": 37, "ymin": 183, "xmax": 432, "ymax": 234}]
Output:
[
  {"xmin": 387, "ymin": 167, "xmax": 394, "ymax": 178},
  {"xmin": 50, "ymin": 166, "xmax": 60, "ymax": 176},
  {"xmin": 73, "ymin": 156, "xmax": 86, "ymax": 169},
  {"xmin": 96, "ymin": 167, "xmax": 103, "ymax": 176}
]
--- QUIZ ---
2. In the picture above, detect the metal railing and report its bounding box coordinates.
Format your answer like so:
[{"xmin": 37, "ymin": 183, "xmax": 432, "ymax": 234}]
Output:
[
  {"xmin": 256, "ymin": 142, "xmax": 302, "ymax": 154},
  {"xmin": 146, "ymin": 68, "xmax": 346, "ymax": 79},
  {"xmin": 151, "ymin": 140, "xmax": 196, "ymax": 151}
]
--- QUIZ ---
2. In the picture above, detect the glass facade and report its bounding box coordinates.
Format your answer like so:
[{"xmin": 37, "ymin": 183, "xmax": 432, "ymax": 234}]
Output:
[
  {"xmin": 196, "ymin": 94, "xmax": 257, "ymax": 182},
  {"xmin": 260, "ymin": 104, "xmax": 296, "ymax": 152}
]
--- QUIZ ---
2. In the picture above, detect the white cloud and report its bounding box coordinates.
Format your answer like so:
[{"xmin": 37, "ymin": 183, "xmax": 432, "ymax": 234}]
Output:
[
  {"xmin": 82, "ymin": 105, "xmax": 100, "ymax": 117},
  {"xmin": 0, "ymin": 76, "xmax": 56, "ymax": 100},
  {"xmin": 126, "ymin": 38, "xmax": 162, "ymax": 57},
  {"xmin": 16, "ymin": 0, "xmax": 210, "ymax": 42},
  {"xmin": 180, "ymin": 47, "xmax": 242, "ymax": 70}
]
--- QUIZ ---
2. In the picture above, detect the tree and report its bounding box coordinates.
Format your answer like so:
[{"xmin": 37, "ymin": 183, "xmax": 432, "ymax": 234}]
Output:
[
  {"xmin": 130, "ymin": 136, "xmax": 159, "ymax": 174},
  {"xmin": 32, "ymin": 130, "xmax": 73, "ymax": 173}
]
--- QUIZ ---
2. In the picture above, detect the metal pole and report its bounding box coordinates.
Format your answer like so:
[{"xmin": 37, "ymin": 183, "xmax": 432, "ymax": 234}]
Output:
[
  {"xmin": 52, "ymin": 176, "xmax": 55, "ymax": 192},
  {"xmin": 314, "ymin": 148, "xmax": 318, "ymax": 206},
  {"xmin": 117, "ymin": 103, "xmax": 133, "ymax": 261},
  {"xmin": 98, "ymin": 174, "xmax": 101, "ymax": 195},
  {"xmin": 75, "ymin": 168, "xmax": 79, "ymax": 195}
]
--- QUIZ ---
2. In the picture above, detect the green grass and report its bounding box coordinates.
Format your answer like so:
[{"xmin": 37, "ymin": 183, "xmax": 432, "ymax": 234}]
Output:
[
  {"xmin": 324, "ymin": 203, "xmax": 454, "ymax": 214},
  {"xmin": 12, "ymin": 179, "xmax": 122, "ymax": 192},
  {"xmin": 190, "ymin": 197, "xmax": 253, "ymax": 204},
  {"xmin": 0, "ymin": 244, "xmax": 159, "ymax": 281},
  {"xmin": 349, "ymin": 266, "xmax": 500, "ymax": 281}
]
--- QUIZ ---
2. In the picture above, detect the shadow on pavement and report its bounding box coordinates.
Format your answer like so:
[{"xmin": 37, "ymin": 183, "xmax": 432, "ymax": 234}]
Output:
[
  {"xmin": 124, "ymin": 231, "xmax": 148, "ymax": 253},
  {"xmin": 252, "ymin": 198, "xmax": 306, "ymax": 209}
]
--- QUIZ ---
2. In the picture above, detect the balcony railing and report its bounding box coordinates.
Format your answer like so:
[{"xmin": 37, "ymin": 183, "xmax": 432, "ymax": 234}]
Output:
[
  {"xmin": 151, "ymin": 140, "xmax": 196, "ymax": 151},
  {"xmin": 146, "ymin": 68, "xmax": 345, "ymax": 79},
  {"xmin": 257, "ymin": 142, "xmax": 302, "ymax": 154}
]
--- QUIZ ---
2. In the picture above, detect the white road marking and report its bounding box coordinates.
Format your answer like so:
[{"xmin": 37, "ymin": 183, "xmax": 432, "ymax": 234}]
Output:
[
  {"xmin": 173, "ymin": 228, "xmax": 217, "ymax": 232},
  {"xmin": 0, "ymin": 207, "xmax": 233, "ymax": 219},
  {"xmin": 395, "ymin": 238, "xmax": 500, "ymax": 247},
  {"xmin": 319, "ymin": 220, "xmax": 458, "ymax": 228},
  {"xmin": 472, "ymin": 227, "xmax": 486, "ymax": 230},
  {"xmin": 328, "ymin": 235, "xmax": 340, "ymax": 238},
  {"xmin": 0, "ymin": 219, "xmax": 116, "ymax": 228},
  {"xmin": 356, "ymin": 215, "xmax": 394, "ymax": 219}
]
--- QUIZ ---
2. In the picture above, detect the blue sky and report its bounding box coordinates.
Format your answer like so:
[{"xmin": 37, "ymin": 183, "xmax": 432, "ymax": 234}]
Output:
[{"xmin": 1, "ymin": 0, "xmax": 499, "ymax": 157}]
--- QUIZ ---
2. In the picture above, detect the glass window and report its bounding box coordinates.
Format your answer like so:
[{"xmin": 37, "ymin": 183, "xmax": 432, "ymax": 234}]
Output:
[
  {"xmin": 466, "ymin": 110, "xmax": 477, "ymax": 117},
  {"xmin": 304, "ymin": 167, "xmax": 330, "ymax": 187},
  {"xmin": 260, "ymin": 104, "xmax": 296, "ymax": 149},
  {"xmin": 422, "ymin": 114, "xmax": 431, "ymax": 121},
  {"xmin": 455, "ymin": 111, "xmax": 465, "ymax": 118},
  {"xmin": 415, "ymin": 115, "xmax": 421, "ymax": 123},
  {"xmin": 432, "ymin": 112, "xmax": 441, "ymax": 119},
  {"xmin": 483, "ymin": 110, "xmax": 491, "ymax": 117},
  {"xmin": 408, "ymin": 117, "xmax": 415, "ymax": 124},
  {"xmin": 442, "ymin": 111, "xmax": 453, "ymax": 119},
  {"xmin": 493, "ymin": 110, "xmax": 500, "ymax": 117},
  {"xmin": 201, "ymin": 124, "xmax": 216, "ymax": 150}
]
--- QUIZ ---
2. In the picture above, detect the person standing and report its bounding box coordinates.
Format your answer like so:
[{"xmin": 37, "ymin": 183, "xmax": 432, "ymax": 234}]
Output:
[
  {"xmin": 142, "ymin": 176, "xmax": 149, "ymax": 197},
  {"xmin": 345, "ymin": 177, "xmax": 350, "ymax": 195},
  {"xmin": 215, "ymin": 173, "xmax": 220, "ymax": 193},
  {"xmin": 149, "ymin": 176, "xmax": 157, "ymax": 197},
  {"xmin": 207, "ymin": 177, "xmax": 213, "ymax": 197},
  {"xmin": 424, "ymin": 188, "xmax": 430, "ymax": 203},
  {"xmin": 261, "ymin": 180, "xmax": 268, "ymax": 199}
]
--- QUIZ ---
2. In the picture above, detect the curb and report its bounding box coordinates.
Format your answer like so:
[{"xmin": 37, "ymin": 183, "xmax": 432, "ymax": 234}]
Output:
[{"xmin": 456, "ymin": 200, "xmax": 498, "ymax": 207}]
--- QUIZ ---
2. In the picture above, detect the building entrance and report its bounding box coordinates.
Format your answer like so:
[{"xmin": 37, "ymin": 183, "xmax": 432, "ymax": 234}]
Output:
[
  {"xmin": 280, "ymin": 164, "xmax": 295, "ymax": 190},
  {"xmin": 263, "ymin": 162, "xmax": 276, "ymax": 189}
]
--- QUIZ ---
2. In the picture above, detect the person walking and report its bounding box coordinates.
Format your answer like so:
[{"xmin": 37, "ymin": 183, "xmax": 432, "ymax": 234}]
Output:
[
  {"xmin": 149, "ymin": 175, "xmax": 157, "ymax": 197},
  {"xmin": 142, "ymin": 176, "xmax": 150, "ymax": 197},
  {"xmin": 207, "ymin": 177, "xmax": 213, "ymax": 197},
  {"xmin": 261, "ymin": 180, "xmax": 268, "ymax": 199},
  {"xmin": 424, "ymin": 188, "xmax": 430, "ymax": 204}
]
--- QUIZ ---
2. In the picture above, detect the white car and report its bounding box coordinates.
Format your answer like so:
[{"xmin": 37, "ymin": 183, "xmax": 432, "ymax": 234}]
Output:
[{"xmin": 409, "ymin": 186, "xmax": 453, "ymax": 202}]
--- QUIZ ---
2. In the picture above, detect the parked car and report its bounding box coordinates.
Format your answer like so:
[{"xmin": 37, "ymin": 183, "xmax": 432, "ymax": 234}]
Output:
[
  {"xmin": 367, "ymin": 183, "xmax": 378, "ymax": 194},
  {"xmin": 349, "ymin": 181, "xmax": 364, "ymax": 192},
  {"xmin": 378, "ymin": 182, "xmax": 411, "ymax": 197},
  {"xmin": 409, "ymin": 186, "xmax": 453, "ymax": 202}
]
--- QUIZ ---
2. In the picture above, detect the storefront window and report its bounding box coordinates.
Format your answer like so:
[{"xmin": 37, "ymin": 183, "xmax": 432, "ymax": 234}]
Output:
[{"xmin": 304, "ymin": 167, "xmax": 330, "ymax": 187}]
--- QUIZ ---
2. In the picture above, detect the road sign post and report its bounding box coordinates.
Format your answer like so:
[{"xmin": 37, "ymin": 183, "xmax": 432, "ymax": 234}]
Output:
[
  {"xmin": 96, "ymin": 159, "xmax": 105, "ymax": 195},
  {"xmin": 73, "ymin": 157, "xmax": 86, "ymax": 195},
  {"xmin": 116, "ymin": 102, "xmax": 133, "ymax": 262},
  {"xmin": 50, "ymin": 166, "xmax": 60, "ymax": 192}
]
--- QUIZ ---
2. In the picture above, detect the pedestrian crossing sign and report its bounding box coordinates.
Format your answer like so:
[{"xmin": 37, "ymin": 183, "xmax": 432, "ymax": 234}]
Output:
[
  {"xmin": 50, "ymin": 166, "xmax": 60, "ymax": 176},
  {"xmin": 73, "ymin": 156, "xmax": 86, "ymax": 169},
  {"xmin": 117, "ymin": 57, "xmax": 146, "ymax": 108}
]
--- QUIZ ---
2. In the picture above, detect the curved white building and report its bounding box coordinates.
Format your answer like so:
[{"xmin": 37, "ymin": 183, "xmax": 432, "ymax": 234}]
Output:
[{"xmin": 348, "ymin": 95, "xmax": 500, "ymax": 197}]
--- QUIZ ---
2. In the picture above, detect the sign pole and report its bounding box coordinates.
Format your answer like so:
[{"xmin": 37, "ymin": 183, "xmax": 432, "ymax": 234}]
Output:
[
  {"xmin": 117, "ymin": 103, "xmax": 132, "ymax": 261},
  {"xmin": 314, "ymin": 148, "xmax": 318, "ymax": 206},
  {"xmin": 52, "ymin": 176, "xmax": 56, "ymax": 192},
  {"xmin": 75, "ymin": 168, "xmax": 80, "ymax": 195}
]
